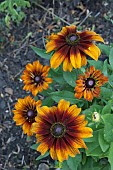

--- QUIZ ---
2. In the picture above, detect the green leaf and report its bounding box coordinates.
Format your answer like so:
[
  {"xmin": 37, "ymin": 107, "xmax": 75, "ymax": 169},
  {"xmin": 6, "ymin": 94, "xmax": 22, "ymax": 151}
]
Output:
[
  {"xmin": 66, "ymin": 155, "xmax": 82, "ymax": 170},
  {"xmin": 49, "ymin": 90, "xmax": 82, "ymax": 104},
  {"xmin": 86, "ymin": 131, "xmax": 103, "ymax": 157},
  {"xmin": 102, "ymin": 164, "xmax": 111, "ymax": 170},
  {"xmin": 100, "ymin": 87, "xmax": 113, "ymax": 100},
  {"xmin": 36, "ymin": 152, "xmax": 49, "ymax": 161},
  {"xmin": 5, "ymin": 14, "xmax": 10, "ymax": 27},
  {"xmin": 25, "ymin": 1, "xmax": 31, "ymax": 7},
  {"xmin": 42, "ymin": 97, "xmax": 54, "ymax": 106},
  {"xmin": 102, "ymin": 114, "xmax": 113, "ymax": 142},
  {"xmin": 102, "ymin": 59, "xmax": 108, "ymax": 76},
  {"xmin": 30, "ymin": 143, "xmax": 39, "ymax": 150},
  {"xmin": 98, "ymin": 129, "xmax": 109, "ymax": 152},
  {"xmin": 49, "ymin": 69, "xmax": 65, "ymax": 84},
  {"xmin": 30, "ymin": 46, "xmax": 52, "ymax": 60},
  {"xmin": 63, "ymin": 69, "xmax": 76, "ymax": 87},
  {"xmin": 0, "ymin": 1, "xmax": 7, "ymax": 12},
  {"xmin": 109, "ymin": 75, "xmax": 113, "ymax": 87},
  {"xmin": 61, "ymin": 161, "xmax": 71, "ymax": 170},
  {"xmin": 98, "ymin": 44, "xmax": 111, "ymax": 56},
  {"xmin": 80, "ymin": 156, "xmax": 98, "ymax": 170},
  {"xmin": 104, "ymin": 123, "xmax": 113, "ymax": 143},
  {"xmin": 88, "ymin": 60, "xmax": 103, "ymax": 70},
  {"xmin": 102, "ymin": 103, "xmax": 112, "ymax": 114},
  {"xmin": 109, "ymin": 47, "xmax": 113, "ymax": 70},
  {"xmin": 108, "ymin": 142, "xmax": 113, "ymax": 170}
]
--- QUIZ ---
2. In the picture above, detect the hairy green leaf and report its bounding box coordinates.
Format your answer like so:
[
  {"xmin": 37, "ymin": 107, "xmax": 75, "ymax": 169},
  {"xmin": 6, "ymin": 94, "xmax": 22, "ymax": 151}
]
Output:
[{"xmin": 30, "ymin": 45, "xmax": 52, "ymax": 60}]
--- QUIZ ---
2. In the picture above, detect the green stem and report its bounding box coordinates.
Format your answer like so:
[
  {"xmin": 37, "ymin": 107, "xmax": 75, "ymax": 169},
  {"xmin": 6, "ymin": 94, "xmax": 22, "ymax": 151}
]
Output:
[{"xmin": 58, "ymin": 161, "xmax": 62, "ymax": 168}]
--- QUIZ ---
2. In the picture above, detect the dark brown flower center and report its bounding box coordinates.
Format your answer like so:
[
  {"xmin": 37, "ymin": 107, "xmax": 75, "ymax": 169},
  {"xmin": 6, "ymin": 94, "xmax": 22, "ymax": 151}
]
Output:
[
  {"xmin": 27, "ymin": 109, "xmax": 35, "ymax": 118},
  {"xmin": 34, "ymin": 75, "xmax": 41, "ymax": 83},
  {"xmin": 26, "ymin": 109, "xmax": 37, "ymax": 123},
  {"xmin": 50, "ymin": 122, "xmax": 66, "ymax": 138},
  {"xmin": 85, "ymin": 78, "xmax": 95, "ymax": 88},
  {"xmin": 66, "ymin": 33, "xmax": 80, "ymax": 45}
]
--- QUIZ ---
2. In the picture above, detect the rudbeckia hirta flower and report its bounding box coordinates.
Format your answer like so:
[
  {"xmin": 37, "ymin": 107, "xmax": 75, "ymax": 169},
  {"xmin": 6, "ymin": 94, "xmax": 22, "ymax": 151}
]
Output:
[
  {"xmin": 31, "ymin": 99, "xmax": 93, "ymax": 162},
  {"xmin": 46, "ymin": 25, "xmax": 104, "ymax": 71},
  {"xmin": 21, "ymin": 60, "xmax": 53, "ymax": 96},
  {"xmin": 13, "ymin": 96, "xmax": 41, "ymax": 136},
  {"xmin": 74, "ymin": 66, "xmax": 108, "ymax": 101}
]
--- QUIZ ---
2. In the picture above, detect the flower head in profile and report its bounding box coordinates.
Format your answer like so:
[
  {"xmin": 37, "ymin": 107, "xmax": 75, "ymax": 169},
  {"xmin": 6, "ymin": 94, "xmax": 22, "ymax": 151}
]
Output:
[
  {"xmin": 46, "ymin": 25, "xmax": 104, "ymax": 71},
  {"xmin": 13, "ymin": 96, "xmax": 41, "ymax": 136},
  {"xmin": 31, "ymin": 99, "xmax": 93, "ymax": 162},
  {"xmin": 21, "ymin": 60, "xmax": 52, "ymax": 96},
  {"xmin": 74, "ymin": 66, "xmax": 108, "ymax": 101}
]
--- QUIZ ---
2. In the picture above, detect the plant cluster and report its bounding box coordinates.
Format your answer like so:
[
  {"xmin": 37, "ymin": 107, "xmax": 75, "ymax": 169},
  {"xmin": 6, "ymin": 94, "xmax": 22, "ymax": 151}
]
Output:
[
  {"xmin": 0, "ymin": 0, "xmax": 30, "ymax": 27},
  {"xmin": 13, "ymin": 25, "xmax": 113, "ymax": 170}
]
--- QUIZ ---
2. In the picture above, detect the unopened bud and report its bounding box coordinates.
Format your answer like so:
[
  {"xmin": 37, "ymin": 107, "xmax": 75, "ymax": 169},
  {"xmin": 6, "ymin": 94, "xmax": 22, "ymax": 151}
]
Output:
[{"xmin": 92, "ymin": 112, "xmax": 100, "ymax": 122}]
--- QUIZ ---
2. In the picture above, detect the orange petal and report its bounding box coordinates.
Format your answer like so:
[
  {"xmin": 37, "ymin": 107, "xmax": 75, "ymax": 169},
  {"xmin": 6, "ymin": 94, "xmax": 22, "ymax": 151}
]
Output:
[
  {"xmin": 50, "ymin": 144, "xmax": 58, "ymax": 160},
  {"xmin": 84, "ymin": 89, "xmax": 93, "ymax": 101},
  {"xmin": 89, "ymin": 66, "xmax": 95, "ymax": 74},
  {"xmin": 36, "ymin": 106, "xmax": 50, "ymax": 117},
  {"xmin": 75, "ymin": 92, "xmax": 83, "ymax": 99},
  {"xmin": 22, "ymin": 122, "xmax": 32, "ymax": 136},
  {"xmin": 31, "ymin": 122, "xmax": 39, "ymax": 134},
  {"xmin": 42, "ymin": 82, "xmax": 49, "ymax": 90},
  {"xmin": 25, "ymin": 63, "xmax": 33, "ymax": 72},
  {"xmin": 42, "ymin": 65, "xmax": 50, "ymax": 73},
  {"xmin": 78, "ymin": 30, "xmax": 97, "ymax": 38},
  {"xmin": 37, "ymin": 142, "xmax": 49, "ymax": 155},
  {"xmin": 60, "ymin": 138, "xmax": 74, "ymax": 158},
  {"xmin": 81, "ymin": 53, "xmax": 87, "ymax": 66},
  {"xmin": 88, "ymin": 35, "xmax": 104, "ymax": 42},
  {"xmin": 66, "ymin": 25, "xmax": 77, "ymax": 33},
  {"xmin": 50, "ymin": 45, "xmax": 70, "ymax": 69},
  {"xmin": 93, "ymin": 87, "xmax": 100, "ymax": 97},
  {"xmin": 76, "ymin": 79, "xmax": 84, "ymax": 85},
  {"xmin": 70, "ymin": 47, "xmax": 82, "ymax": 68},
  {"xmin": 56, "ymin": 139, "xmax": 68, "ymax": 162},
  {"xmin": 75, "ymin": 86, "xmax": 85, "ymax": 92},
  {"xmin": 79, "ymin": 43, "xmax": 101, "ymax": 61},
  {"xmin": 46, "ymin": 40, "xmax": 58, "ymax": 53},
  {"xmin": 36, "ymin": 100, "xmax": 42, "ymax": 107},
  {"xmin": 58, "ymin": 99, "xmax": 70, "ymax": 113},
  {"xmin": 67, "ymin": 105, "xmax": 81, "ymax": 117},
  {"xmin": 32, "ymin": 87, "xmax": 39, "ymax": 96},
  {"xmin": 74, "ymin": 114, "xmax": 85, "ymax": 125},
  {"xmin": 75, "ymin": 127, "xmax": 93, "ymax": 138},
  {"xmin": 13, "ymin": 115, "xmax": 26, "ymax": 125},
  {"xmin": 45, "ymin": 77, "xmax": 53, "ymax": 83},
  {"xmin": 58, "ymin": 26, "xmax": 68, "ymax": 36},
  {"xmin": 73, "ymin": 138, "xmax": 87, "ymax": 149},
  {"xmin": 63, "ymin": 57, "xmax": 73, "ymax": 72},
  {"xmin": 64, "ymin": 137, "xmax": 81, "ymax": 154}
]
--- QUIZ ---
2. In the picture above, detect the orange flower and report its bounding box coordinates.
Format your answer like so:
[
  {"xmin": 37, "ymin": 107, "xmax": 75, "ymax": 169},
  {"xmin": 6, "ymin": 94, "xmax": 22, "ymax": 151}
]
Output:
[
  {"xmin": 74, "ymin": 66, "xmax": 108, "ymax": 101},
  {"xmin": 21, "ymin": 60, "xmax": 52, "ymax": 96},
  {"xmin": 31, "ymin": 99, "xmax": 93, "ymax": 162},
  {"xmin": 46, "ymin": 25, "xmax": 104, "ymax": 71},
  {"xmin": 13, "ymin": 96, "xmax": 41, "ymax": 136}
]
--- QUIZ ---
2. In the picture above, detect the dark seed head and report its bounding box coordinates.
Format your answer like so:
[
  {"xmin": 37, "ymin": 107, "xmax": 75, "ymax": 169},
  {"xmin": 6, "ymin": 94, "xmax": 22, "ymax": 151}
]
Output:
[
  {"xmin": 66, "ymin": 33, "xmax": 80, "ymax": 46},
  {"xmin": 69, "ymin": 35, "xmax": 78, "ymax": 41},
  {"xmin": 50, "ymin": 122, "xmax": 66, "ymax": 138},
  {"xmin": 34, "ymin": 76, "xmax": 41, "ymax": 83},
  {"xmin": 85, "ymin": 78, "xmax": 95, "ymax": 88},
  {"xmin": 27, "ymin": 110, "xmax": 35, "ymax": 118}
]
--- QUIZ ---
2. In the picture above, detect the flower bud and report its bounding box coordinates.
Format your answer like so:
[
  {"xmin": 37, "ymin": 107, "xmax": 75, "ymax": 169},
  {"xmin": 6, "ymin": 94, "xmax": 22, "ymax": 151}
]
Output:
[{"xmin": 92, "ymin": 112, "xmax": 100, "ymax": 122}]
